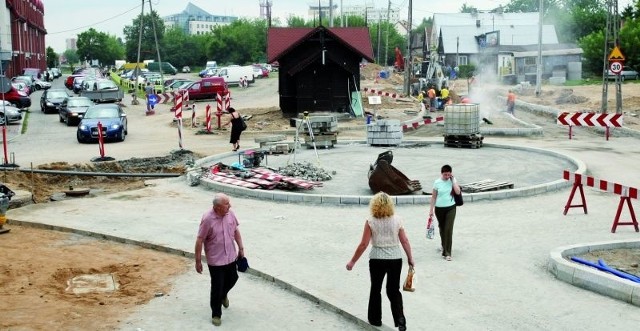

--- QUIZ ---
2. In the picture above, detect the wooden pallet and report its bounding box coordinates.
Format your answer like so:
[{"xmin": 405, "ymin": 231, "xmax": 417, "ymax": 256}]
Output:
[
  {"xmin": 460, "ymin": 179, "xmax": 514, "ymax": 193},
  {"xmin": 444, "ymin": 134, "xmax": 484, "ymax": 149}
]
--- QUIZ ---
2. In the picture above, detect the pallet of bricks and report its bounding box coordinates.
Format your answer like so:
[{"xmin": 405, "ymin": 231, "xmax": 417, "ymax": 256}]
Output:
[
  {"xmin": 443, "ymin": 103, "xmax": 483, "ymax": 149},
  {"xmin": 297, "ymin": 115, "xmax": 338, "ymax": 149}
]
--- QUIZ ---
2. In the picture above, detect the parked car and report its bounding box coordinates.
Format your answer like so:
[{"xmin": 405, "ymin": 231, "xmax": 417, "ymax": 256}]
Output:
[
  {"xmin": 0, "ymin": 104, "xmax": 23, "ymax": 125},
  {"xmin": 182, "ymin": 66, "xmax": 191, "ymax": 73},
  {"xmin": 72, "ymin": 76, "xmax": 86, "ymax": 94},
  {"xmin": 59, "ymin": 96, "xmax": 94, "ymax": 126},
  {"xmin": 166, "ymin": 79, "xmax": 193, "ymax": 91},
  {"xmin": 33, "ymin": 78, "xmax": 52, "ymax": 90},
  {"xmin": 180, "ymin": 77, "xmax": 228, "ymax": 100},
  {"xmin": 77, "ymin": 104, "xmax": 128, "ymax": 143},
  {"xmin": 2, "ymin": 83, "xmax": 31, "ymax": 109},
  {"xmin": 50, "ymin": 68, "xmax": 62, "ymax": 78},
  {"xmin": 40, "ymin": 88, "xmax": 70, "ymax": 114},
  {"xmin": 65, "ymin": 74, "xmax": 84, "ymax": 90},
  {"xmin": 199, "ymin": 68, "xmax": 218, "ymax": 78},
  {"xmin": 11, "ymin": 76, "xmax": 35, "ymax": 94},
  {"xmin": 22, "ymin": 67, "xmax": 43, "ymax": 80},
  {"xmin": 11, "ymin": 82, "xmax": 31, "ymax": 96},
  {"xmin": 607, "ymin": 66, "xmax": 639, "ymax": 81},
  {"xmin": 252, "ymin": 64, "xmax": 269, "ymax": 78},
  {"xmin": 81, "ymin": 79, "xmax": 123, "ymax": 103}
]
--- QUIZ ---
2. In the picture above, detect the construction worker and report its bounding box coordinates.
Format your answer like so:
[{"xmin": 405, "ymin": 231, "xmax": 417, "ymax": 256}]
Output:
[
  {"xmin": 427, "ymin": 85, "xmax": 437, "ymax": 112},
  {"xmin": 439, "ymin": 86, "xmax": 450, "ymax": 109},
  {"xmin": 506, "ymin": 89, "xmax": 516, "ymax": 115}
]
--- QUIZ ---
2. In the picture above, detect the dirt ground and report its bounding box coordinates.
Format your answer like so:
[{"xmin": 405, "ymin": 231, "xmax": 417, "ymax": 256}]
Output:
[{"xmin": 3, "ymin": 66, "xmax": 640, "ymax": 329}]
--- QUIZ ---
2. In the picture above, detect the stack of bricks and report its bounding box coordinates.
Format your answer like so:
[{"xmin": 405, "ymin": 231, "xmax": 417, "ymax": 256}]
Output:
[
  {"xmin": 367, "ymin": 119, "xmax": 403, "ymax": 146},
  {"xmin": 296, "ymin": 115, "xmax": 338, "ymax": 149}
]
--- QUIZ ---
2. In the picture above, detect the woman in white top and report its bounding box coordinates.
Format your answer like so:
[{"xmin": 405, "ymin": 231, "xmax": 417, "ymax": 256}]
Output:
[{"xmin": 346, "ymin": 192, "xmax": 414, "ymax": 331}]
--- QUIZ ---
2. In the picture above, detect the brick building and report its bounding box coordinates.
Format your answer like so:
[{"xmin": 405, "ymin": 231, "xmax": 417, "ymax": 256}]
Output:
[{"xmin": 0, "ymin": 0, "xmax": 46, "ymax": 77}]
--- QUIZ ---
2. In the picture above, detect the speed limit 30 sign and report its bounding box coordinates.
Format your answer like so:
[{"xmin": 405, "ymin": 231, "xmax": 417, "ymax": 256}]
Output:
[{"xmin": 610, "ymin": 61, "xmax": 623, "ymax": 74}]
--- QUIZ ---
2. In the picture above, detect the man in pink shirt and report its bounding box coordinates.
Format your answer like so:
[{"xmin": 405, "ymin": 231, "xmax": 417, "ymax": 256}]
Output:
[{"xmin": 195, "ymin": 193, "xmax": 245, "ymax": 326}]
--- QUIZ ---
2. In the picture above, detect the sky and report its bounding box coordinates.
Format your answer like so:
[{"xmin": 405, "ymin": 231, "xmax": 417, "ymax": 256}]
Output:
[{"xmin": 43, "ymin": 0, "xmax": 635, "ymax": 53}]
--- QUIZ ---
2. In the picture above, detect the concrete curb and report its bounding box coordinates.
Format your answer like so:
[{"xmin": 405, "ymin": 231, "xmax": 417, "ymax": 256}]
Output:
[
  {"xmin": 6, "ymin": 218, "xmax": 388, "ymax": 331},
  {"xmin": 548, "ymin": 239, "xmax": 640, "ymax": 307},
  {"xmin": 190, "ymin": 139, "xmax": 586, "ymax": 205}
]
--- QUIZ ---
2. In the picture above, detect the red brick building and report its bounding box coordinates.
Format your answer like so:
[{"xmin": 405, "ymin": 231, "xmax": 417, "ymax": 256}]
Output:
[{"xmin": 1, "ymin": 0, "xmax": 46, "ymax": 77}]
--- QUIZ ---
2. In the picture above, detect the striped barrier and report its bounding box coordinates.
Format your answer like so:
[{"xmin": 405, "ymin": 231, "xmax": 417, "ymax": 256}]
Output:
[
  {"xmin": 557, "ymin": 112, "xmax": 624, "ymax": 140},
  {"xmin": 363, "ymin": 87, "xmax": 401, "ymax": 99},
  {"xmin": 562, "ymin": 170, "xmax": 638, "ymax": 233},
  {"xmin": 402, "ymin": 116, "xmax": 444, "ymax": 132}
]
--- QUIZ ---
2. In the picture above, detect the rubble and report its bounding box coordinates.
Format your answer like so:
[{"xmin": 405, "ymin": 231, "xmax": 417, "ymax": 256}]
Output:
[{"xmin": 276, "ymin": 162, "xmax": 334, "ymax": 181}]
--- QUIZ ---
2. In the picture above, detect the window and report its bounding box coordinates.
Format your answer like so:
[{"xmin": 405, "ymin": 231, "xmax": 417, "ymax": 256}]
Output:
[
  {"xmin": 524, "ymin": 57, "xmax": 537, "ymax": 66},
  {"xmin": 457, "ymin": 56, "xmax": 468, "ymax": 66}
]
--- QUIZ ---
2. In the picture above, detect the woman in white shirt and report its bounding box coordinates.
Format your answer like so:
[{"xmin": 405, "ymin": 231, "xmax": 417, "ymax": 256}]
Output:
[{"xmin": 346, "ymin": 192, "xmax": 415, "ymax": 331}]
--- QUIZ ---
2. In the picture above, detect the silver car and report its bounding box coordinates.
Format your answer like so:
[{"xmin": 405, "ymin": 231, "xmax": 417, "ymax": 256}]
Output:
[
  {"xmin": 607, "ymin": 66, "xmax": 639, "ymax": 81},
  {"xmin": 0, "ymin": 104, "xmax": 23, "ymax": 125}
]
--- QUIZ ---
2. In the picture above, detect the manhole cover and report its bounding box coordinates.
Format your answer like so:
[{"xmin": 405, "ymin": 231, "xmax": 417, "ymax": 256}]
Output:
[{"xmin": 66, "ymin": 273, "xmax": 119, "ymax": 294}]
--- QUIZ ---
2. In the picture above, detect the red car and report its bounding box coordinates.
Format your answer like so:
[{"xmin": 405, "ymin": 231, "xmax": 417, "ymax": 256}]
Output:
[{"xmin": 3, "ymin": 85, "xmax": 32, "ymax": 109}]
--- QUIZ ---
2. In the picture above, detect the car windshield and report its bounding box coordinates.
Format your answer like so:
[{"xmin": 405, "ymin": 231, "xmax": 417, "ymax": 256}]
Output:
[
  {"xmin": 84, "ymin": 107, "xmax": 119, "ymax": 119},
  {"xmin": 48, "ymin": 91, "xmax": 69, "ymax": 98},
  {"xmin": 68, "ymin": 99, "xmax": 93, "ymax": 107},
  {"xmin": 97, "ymin": 81, "xmax": 117, "ymax": 90}
]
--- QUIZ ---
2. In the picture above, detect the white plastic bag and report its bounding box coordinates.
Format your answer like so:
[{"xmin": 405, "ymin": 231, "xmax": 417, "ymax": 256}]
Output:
[{"xmin": 426, "ymin": 216, "xmax": 435, "ymax": 239}]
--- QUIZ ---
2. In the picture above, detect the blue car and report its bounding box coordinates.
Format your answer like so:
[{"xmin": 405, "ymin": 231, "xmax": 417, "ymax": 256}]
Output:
[{"xmin": 77, "ymin": 104, "xmax": 128, "ymax": 143}]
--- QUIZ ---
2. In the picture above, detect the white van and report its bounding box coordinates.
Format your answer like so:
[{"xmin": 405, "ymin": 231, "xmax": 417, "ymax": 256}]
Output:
[
  {"xmin": 217, "ymin": 65, "xmax": 255, "ymax": 86},
  {"xmin": 205, "ymin": 61, "xmax": 217, "ymax": 69}
]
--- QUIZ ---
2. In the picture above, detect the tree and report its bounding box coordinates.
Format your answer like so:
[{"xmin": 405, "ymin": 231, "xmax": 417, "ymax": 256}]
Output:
[
  {"xmin": 77, "ymin": 28, "xmax": 125, "ymax": 66},
  {"xmin": 459, "ymin": 3, "xmax": 479, "ymax": 13},
  {"xmin": 122, "ymin": 10, "xmax": 166, "ymax": 62},
  {"xmin": 46, "ymin": 47, "xmax": 58, "ymax": 68},
  {"xmin": 63, "ymin": 49, "xmax": 79, "ymax": 65}
]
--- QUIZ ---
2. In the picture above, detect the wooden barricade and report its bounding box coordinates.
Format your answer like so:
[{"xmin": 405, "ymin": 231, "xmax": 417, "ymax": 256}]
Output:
[{"xmin": 562, "ymin": 170, "xmax": 639, "ymax": 233}]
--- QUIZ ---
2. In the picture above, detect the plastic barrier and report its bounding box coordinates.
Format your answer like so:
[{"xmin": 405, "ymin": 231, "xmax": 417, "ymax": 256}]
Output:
[{"xmin": 401, "ymin": 115, "xmax": 444, "ymax": 132}]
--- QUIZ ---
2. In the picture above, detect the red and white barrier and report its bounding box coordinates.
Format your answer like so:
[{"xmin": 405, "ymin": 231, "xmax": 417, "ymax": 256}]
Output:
[
  {"xmin": 363, "ymin": 87, "xmax": 400, "ymax": 99},
  {"xmin": 563, "ymin": 170, "xmax": 638, "ymax": 233},
  {"xmin": 174, "ymin": 92, "xmax": 183, "ymax": 119},
  {"xmin": 402, "ymin": 116, "xmax": 444, "ymax": 132},
  {"xmin": 216, "ymin": 91, "xmax": 230, "ymax": 113},
  {"xmin": 205, "ymin": 104, "xmax": 212, "ymax": 133},
  {"xmin": 97, "ymin": 121, "xmax": 105, "ymax": 158},
  {"xmin": 557, "ymin": 112, "xmax": 624, "ymax": 140},
  {"xmin": 191, "ymin": 104, "xmax": 197, "ymax": 128}
]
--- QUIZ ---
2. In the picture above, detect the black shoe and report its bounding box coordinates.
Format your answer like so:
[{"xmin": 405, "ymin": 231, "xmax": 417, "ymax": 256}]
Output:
[
  {"xmin": 369, "ymin": 320, "xmax": 382, "ymax": 327},
  {"xmin": 398, "ymin": 317, "xmax": 407, "ymax": 331}
]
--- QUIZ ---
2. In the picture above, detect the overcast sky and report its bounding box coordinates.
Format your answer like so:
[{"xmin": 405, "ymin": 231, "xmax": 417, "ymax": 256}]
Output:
[{"xmin": 43, "ymin": 0, "xmax": 634, "ymax": 53}]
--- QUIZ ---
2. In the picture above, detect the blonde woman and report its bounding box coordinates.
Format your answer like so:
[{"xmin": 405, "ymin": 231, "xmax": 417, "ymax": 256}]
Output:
[{"xmin": 346, "ymin": 192, "xmax": 414, "ymax": 331}]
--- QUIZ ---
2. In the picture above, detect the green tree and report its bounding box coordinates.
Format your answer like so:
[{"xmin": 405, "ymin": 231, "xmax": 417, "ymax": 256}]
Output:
[
  {"xmin": 76, "ymin": 28, "xmax": 107, "ymax": 64},
  {"xmin": 459, "ymin": 3, "xmax": 479, "ymax": 13},
  {"xmin": 63, "ymin": 49, "xmax": 79, "ymax": 65},
  {"xmin": 122, "ymin": 10, "xmax": 165, "ymax": 62},
  {"xmin": 162, "ymin": 26, "xmax": 209, "ymax": 67},
  {"xmin": 45, "ymin": 47, "xmax": 58, "ymax": 68},
  {"xmin": 208, "ymin": 19, "xmax": 268, "ymax": 65}
]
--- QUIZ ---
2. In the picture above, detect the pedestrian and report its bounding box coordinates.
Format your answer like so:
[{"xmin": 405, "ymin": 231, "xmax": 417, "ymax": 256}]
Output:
[
  {"xmin": 427, "ymin": 85, "xmax": 436, "ymax": 112},
  {"xmin": 243, "ymin": 76, "xmax": 249, "ymax": 88},
  {"xmin": 428, "ymin": 164, "xmax": 461, "ymax": 261},
  {"xmin": 506, "ymin": 89, "xmax": 516, "ymax": 115},
  {"xmin": 144, "ymin": 82, "xmax": 154, "ymax": 114},
  {"xmin": 224, "ymin": 107, "xmax": 243, "ymax": 151},
  {"xmin": 238, "ymin": 76, "xmax": 245, "ymax": 89},
  {"xmin": 194, "ymin": 193, "xmax": 245, "ymax": 327},
  {"xmin": 346, "ymin": 191, "xmax": 414, "ymax": 331}
]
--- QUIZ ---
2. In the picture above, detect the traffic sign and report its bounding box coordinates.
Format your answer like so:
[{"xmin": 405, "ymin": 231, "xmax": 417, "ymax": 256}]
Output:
[
  {"xmin": 608, "ymin": 46, "xmax": 625, "ymax": 61},
  {"xmin": 147, "ymin": 94, "xmax": 158, "ymax": 106},
  {"xmin": 610, "ymin": 61, "xmax": 623, "ymax": 74}
]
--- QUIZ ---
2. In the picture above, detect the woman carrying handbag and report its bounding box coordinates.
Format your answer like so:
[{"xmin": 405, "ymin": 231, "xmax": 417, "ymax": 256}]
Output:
[{"xmin": 428, "ymin": 164, "xmax": 461, "ymax": 261}]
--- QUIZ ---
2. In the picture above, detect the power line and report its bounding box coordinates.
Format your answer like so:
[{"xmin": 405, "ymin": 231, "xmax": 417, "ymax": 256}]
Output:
[{"xmin": 46, "ymin": 4, "xmax": 143, "ymax": 35}]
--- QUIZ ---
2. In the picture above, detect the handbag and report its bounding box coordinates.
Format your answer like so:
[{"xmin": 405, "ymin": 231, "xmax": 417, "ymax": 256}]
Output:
[
  {"xmin": 240, "ymin": 116, "xmax": 247, "ymax": 131},
  {"xmin": 403, "ymin": 267, "xmax": 416, "ymax": 292},
  {"xmin": 451, "ymin": 188, "xmax": 463, "ymax": 206},
  {"xmin": 426, "ymin": 215, "xmax": 435, "ymax": 239}
]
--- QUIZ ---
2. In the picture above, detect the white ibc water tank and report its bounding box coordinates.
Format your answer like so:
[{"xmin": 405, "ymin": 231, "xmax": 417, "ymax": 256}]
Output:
[{"xmin": 444, "ymin": 104, "xmax": 480, "ymax": 135}]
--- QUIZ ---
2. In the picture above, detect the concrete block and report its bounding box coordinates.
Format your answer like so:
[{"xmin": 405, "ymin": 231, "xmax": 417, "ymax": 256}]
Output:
[
  {"xmin": 340, "ymin": 196, "xmax": 361, "ymax": 204},
  {"xmin": 572, "ymin": 267, "xmax": 635, "ymax": 303}
]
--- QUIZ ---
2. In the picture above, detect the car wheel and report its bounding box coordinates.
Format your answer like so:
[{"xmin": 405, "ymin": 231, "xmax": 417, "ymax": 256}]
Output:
[
  {"xmin": 118, "ymin": 129, "xmax": 126, "ymax": 142},
  {"xmin": 0, "ymin": 114, "xmax": 5, "ymax": 126},
  {"xmin": 65, "ymin": 117, "xmax": 73, "ymax": 127},
  {"xmin": 35, "ymin": 85, "xmax": 41, "ymax": 90},
  {"xmin": 41, "ymin": 103, "xmax": 45, "ymax": 113},
  {"xmin": 621, "ymin": 75, "xmax": 625, "ymax": 82},
  {"xmin": 59, "ymin": 114, "xmax": 64, "ymax": 123},
  {"xmin": 77, "ymin": 132, "xmax": 85, "ymax": 143}
]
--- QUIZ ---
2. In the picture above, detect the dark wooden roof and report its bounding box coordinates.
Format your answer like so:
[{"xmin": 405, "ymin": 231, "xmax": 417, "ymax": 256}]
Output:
[{"xmin": 267, "ymin": 26, "xmax": 375, "ymax": 63}]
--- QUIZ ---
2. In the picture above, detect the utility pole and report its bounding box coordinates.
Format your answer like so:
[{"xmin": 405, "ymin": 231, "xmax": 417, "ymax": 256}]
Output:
[
  {"xmin": 535, "ymin": 0, "xmax": 543, "ymax": 97},
  {"xmin": 134, "ymin": 0, "xmax": 145, "ymax": 80},
  {"xmin": 377, "ymin": 12, "xmax": 381, "ymax": 64},
  {"xmin": 148, "ymin": 0, "xmax": 164, "ymax": 91},
  {"xmin": 601, "ymin": 0, "xmax": 621, "ymax": 114},
  {"xmin": 341, "ymin": 0, "xmax": 344, "ymax": 27},
  {"xmin": 404, "ymin": 0, "xmax": 412, "ymax": 96},
  {"xmin": 384, "ymin": 0, "xmax": 390, "ymax": 67},
  {"xmin": 329, "ymin": 0, "xmax": 333, "ymax": 27}
]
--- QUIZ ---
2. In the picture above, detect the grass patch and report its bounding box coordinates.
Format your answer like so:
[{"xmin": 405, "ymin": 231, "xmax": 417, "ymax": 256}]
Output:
[
  {"xmin": 21, "ymin": 110, "xmax": 30, "ymax": 134},
  {"xmin": 564, "ymin": 79, "xmax": 602, "ymax": 86}
]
